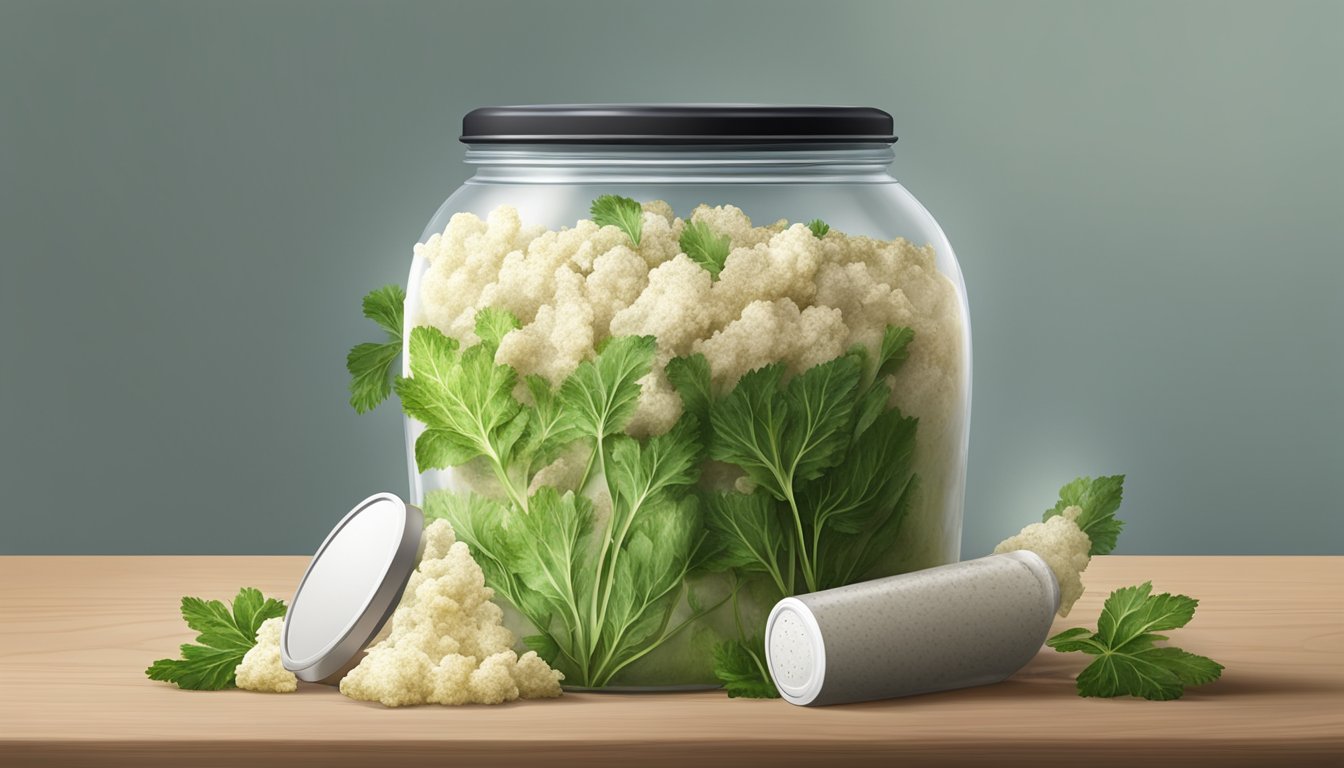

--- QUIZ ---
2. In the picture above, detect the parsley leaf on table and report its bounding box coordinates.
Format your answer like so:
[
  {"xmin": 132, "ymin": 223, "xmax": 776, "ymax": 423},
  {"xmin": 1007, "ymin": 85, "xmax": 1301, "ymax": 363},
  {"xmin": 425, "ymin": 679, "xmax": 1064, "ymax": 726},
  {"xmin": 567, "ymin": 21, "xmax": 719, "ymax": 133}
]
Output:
[
  {"xmin": 145, "ymin": 587, "xmax": 287, "ymax": 691},
  {"xmin": 346, "ymin": 285, "xmax": 405, "ymax": 414},
  {"xmin": 590, "ymin": 194, "xmax": 644, "ymax": 245},
  {"xmin": 1047, "ymin": 581, "xmax": 1224, "ymax": 700}
]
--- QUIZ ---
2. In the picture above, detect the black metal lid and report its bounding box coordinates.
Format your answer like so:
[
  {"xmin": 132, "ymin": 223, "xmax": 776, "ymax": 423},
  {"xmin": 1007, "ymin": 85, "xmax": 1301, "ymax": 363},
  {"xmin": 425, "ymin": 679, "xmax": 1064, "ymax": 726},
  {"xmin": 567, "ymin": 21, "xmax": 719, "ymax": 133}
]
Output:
[{"xmin": 460, "ymin": 104, "xmax": 896, "ymax": 145}]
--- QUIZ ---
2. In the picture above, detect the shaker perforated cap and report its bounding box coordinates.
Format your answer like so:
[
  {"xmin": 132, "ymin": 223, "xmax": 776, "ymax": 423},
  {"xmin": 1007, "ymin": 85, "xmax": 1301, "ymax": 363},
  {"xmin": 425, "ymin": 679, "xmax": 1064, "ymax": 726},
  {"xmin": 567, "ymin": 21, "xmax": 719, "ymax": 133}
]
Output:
[
  {"xmin": 460, "ymin": 104, "xmax": 897, "ymax": 145},
  {"xmin": 280, "ymin": 492, "xmax": 423, "ymax": 683}
]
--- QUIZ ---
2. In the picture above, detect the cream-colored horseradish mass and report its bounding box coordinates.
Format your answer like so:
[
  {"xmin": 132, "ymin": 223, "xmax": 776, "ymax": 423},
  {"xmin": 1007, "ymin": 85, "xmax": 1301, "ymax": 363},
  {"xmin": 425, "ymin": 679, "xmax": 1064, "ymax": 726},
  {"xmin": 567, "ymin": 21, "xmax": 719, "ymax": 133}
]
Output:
[
  {"xmin": 235, "ymin": 617, "xmax": 298, "ymax": 693},
  {"xmin": 993, "ymin": 507, "xmax": 1092, "ymax": 617},
  {"xmin": 338, "ymin": 520, "xmax": 564, "ymax": 706}
]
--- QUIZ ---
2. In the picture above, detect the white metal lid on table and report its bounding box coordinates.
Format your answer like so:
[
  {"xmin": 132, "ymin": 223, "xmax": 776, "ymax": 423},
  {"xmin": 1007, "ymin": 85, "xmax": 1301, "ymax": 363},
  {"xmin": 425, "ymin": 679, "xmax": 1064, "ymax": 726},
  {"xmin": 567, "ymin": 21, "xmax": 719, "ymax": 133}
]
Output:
[{"xmin": 280, "ymin": 492, "xmax": 423, "ymax": 683}]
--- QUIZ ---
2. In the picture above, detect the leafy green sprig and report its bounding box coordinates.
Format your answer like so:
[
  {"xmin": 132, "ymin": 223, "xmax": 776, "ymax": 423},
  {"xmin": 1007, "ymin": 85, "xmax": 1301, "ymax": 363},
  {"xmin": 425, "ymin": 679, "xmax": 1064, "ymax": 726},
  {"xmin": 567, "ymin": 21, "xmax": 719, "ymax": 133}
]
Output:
[
  {"xmin": 1044, "ymin": 474, "xmax": 1126, "ymax": 555},
  {"xmin": 346, "ymin": 285, "xmax": 405, "ymax": 413},
  {"xmin": 146, "ymin": 588, "xmax": 287, "ymax": 691},
  {"xmin": 1048, "ymin": 581, "xmax": 1223, "ymax": 700},
  {"xmin": 667, "ymin": 326, "xmax": 919, "ymax": 697},
  {"xmin": 675, "ymin": 324, "xmax": 920, "ymax": 597},
  {"xmin": 712, "ymin": 572, "xmax": 780, "ymax": 699},
  {"xmin": 590, "ymin": 194, "xmax": 644, "ymax": 245},
  {"xmin": 679, "ymin": 220, "xmax": 732, "ymax": 278}
]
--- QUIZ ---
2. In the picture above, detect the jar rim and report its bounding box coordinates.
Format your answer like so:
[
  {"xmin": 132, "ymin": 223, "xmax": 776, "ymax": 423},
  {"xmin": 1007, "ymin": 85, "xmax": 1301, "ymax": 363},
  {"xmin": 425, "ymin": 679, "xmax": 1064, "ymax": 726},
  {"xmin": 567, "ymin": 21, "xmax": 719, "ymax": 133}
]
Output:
[{"xmin": 460, "ymin": 104, "xmax": 898, "ymax": 145}]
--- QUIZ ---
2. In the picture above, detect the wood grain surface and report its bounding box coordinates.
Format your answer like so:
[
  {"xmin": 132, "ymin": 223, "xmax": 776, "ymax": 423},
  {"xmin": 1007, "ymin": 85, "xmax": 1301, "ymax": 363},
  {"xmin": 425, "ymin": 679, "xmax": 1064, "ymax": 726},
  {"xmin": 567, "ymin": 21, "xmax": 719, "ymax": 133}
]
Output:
[{"xmin": 0, "ymin": 555, "xmax": 1340, "ymax": 767}]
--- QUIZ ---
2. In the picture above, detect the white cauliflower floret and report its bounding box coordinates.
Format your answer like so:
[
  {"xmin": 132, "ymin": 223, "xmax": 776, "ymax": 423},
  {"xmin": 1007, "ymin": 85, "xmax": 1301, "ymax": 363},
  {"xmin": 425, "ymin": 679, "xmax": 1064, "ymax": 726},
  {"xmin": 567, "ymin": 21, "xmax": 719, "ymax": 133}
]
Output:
[
  {"xmin": 479, "ymin": 221, "xmax": 622, "ymax": 318},
  {"xmin": 694, "ymin": 299, "xmax": 797, "ymax": 388},
  {"xmin": 339, "ymin": 520, "xmax": 564, "ymax": 706},
  {"xmin": 467, "ymin": 650, "xmax": 523, "ymax": 705},
  {"xmin": 693, "ymin": 299, "xmax": 848, "ymax": 390},
  {"xmin": 711, "ymin": 224, "xmax": 824, "ymax": 326},
  {"xmin": 513, "ymin": 647, "xmax": 569, "ymax": 698},
  {"xmin": 815, "ymin": 261, "xmax": 917, "ymax": 350},
  {"xmin": 634, "ymin": 209, "xmax": 685, "ymax": 268},
  {"xmin": 641, "ymin": 198, "xmax": 676, "ymax": 223},
  {"xmin": 585, "ymin": 245, "xmax": 649, "ymax": 336},
  {"xmin": 415, "ymin": 208, "xmax": 539, "ymax": 338},
  {"xmin": 610, "ymin": 255, "xmax": 714, "ymax": 355},
  {"xmin": 235, "ymin": 617, "xmax": 297, "ymax": 693},
  {"xmin": 496, "ymin": 266, "xmax": 594, "ymax": 384},
  {"xmin": 792, "ymin": 304, "xmax": 849, "ymax": 371},
  {"xmin": 993, "ymin": 506, "xmax": 1093, "ymax": 617},
  {"xmin": 689, "ymin": 203, "xmax": 784, "ymax": 248}
]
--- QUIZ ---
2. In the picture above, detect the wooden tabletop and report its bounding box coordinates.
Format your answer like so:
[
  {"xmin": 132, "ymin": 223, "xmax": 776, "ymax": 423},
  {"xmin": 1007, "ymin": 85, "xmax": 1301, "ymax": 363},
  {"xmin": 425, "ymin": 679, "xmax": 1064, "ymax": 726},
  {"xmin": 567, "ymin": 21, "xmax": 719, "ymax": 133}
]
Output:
[{"xmin": 1, "ymin": 555, "xmax": 1340, "ymax": 767}]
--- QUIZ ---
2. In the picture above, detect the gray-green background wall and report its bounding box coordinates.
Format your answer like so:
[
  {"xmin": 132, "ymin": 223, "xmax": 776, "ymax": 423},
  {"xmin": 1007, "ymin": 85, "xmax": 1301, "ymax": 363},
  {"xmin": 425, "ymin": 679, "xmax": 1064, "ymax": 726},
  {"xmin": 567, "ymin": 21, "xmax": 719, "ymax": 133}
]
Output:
[{"xmin": 2, "ymin": 1, "xmax": 1340, "ymax": 555}]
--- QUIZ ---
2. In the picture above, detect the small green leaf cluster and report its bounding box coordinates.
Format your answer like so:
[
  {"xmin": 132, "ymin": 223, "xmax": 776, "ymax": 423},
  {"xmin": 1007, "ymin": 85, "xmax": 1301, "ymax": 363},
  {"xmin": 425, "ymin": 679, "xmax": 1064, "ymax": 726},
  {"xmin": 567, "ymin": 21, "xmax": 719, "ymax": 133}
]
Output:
[
  {"xmin": 679, "ymin": 220, "xmax": 732, "ymax": 278},
  {"xmin": 590, "ymin": 194, "xmax": 644, "ymax": 246},
  {"xmin": 589, "ymin": 196, "xmax": 824, "ymax": 281},
  {"xmin": 346, "ymin": 285, "xmax": 405, "ymax": 414},
  {"xmin": 1044, "ymin": 474, "xmax": 1126, "ymax": 555},
  {"xmin": 713, "ymin": 633, "xmax": 779, "ymax": 699},
  {"xmin": 145, "ymin": 587, "xmax": 287, "ymax": 690},
  {"xmin": 1048, "ymin": 581, "xmax": 1223, "ymax": 700}
]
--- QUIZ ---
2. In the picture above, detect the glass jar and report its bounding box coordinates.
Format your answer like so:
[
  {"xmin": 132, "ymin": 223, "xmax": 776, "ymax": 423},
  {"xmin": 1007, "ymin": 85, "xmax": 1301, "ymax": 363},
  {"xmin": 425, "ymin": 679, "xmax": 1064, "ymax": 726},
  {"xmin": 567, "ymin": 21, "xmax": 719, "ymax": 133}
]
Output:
[{"xmin": 397, "ymin": 105, "xmax": 970, "ymax": 690}]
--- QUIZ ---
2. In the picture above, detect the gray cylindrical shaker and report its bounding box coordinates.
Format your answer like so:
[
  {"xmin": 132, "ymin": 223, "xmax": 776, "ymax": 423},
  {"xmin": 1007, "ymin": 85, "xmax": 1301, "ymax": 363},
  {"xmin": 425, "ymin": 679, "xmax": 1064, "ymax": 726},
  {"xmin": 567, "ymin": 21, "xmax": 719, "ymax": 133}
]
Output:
[{"xmin": 765, "ymin": 551, "xmax": 1059, "ymax": 706}]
